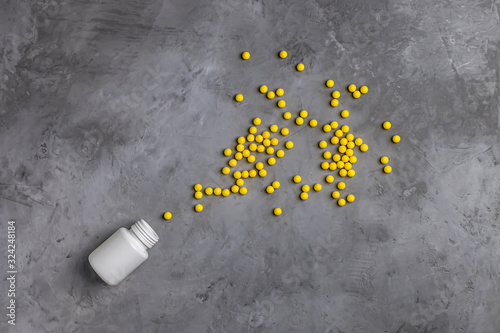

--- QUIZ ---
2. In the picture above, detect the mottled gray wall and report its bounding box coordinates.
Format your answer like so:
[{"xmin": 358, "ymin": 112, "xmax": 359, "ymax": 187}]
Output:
[{"xmin": 1, "ymin": 0, "xmax": 500, "ymax": 332}]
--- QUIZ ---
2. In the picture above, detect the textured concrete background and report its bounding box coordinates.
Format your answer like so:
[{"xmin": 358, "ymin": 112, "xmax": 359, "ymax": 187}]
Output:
[{"xmin": 1, "ymin": 0, "xmax": 500, "ymax": 332}]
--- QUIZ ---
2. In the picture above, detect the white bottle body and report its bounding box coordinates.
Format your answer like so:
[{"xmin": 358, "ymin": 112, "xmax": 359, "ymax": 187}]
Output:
[{"xmin": 88, "ymin": 220, "xmax": 158, "ymax": 285}]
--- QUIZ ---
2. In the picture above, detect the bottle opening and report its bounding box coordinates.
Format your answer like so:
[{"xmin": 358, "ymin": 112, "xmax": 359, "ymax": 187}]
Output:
[{"xmin": 131, "ymin": 219, "xmax": 159, "ymax": 248}]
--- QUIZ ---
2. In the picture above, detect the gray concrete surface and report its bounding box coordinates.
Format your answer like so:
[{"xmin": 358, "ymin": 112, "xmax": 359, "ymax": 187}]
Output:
[{"xmin": 1, "ymin": 0, "xmax": 500, "ymax": 332}]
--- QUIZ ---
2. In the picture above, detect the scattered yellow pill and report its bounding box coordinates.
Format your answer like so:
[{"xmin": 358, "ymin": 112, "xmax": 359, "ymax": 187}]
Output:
[
  {"xmin": 309, "ymin": 119, "xmax": 318, "ymax": 127},
  {"xmin": 274, "ymin": 207, "xmax": 282, "ymax": 216},
  {"xmin": 235, "ymin": 152, "xmax": 243, "ymax": 160},
  {"xmin": 337, "ymin": 161, "xmax": 345, "ymax": 169},
  {"xmin": 353, "ymin": 91, "xmax": 361, "ymax": 99},
  {"xmin": 224, "ymin": 148, "xmax": 232, "ymax": 157},
  {"xmin": 339, "ymin": 170, "xmax": 347, "ymax": 177},
  {"xmin": 271, "ymin": 138, "xmax": 279, "ymax": 146},
  {"xmin": 255, "ymin": 135, "xmax": 263, "ymax": 143},
  {"xmin": 222, "ymin": 167, "xmax": 230, "ymax": 175},
  {"xmin": 383, "ymin": 121, "xmax": 392, "ymax": 130},
  {"xmin": 338, "ymin": 146, "xmax": 347, "ymax": 154},
  {"xmin": 236, "ymin": 144, "xmax": 244, "ymax": 152},
  {"xmin": 241, "ymin": 170, "xmax": 249, "ymax": 178},
  {"xmin": 323, "ymin": 124, "xmax": 331, "ymax": 133},
  {"xmin": 283, "ymin": 112, "xmax": 292, "ymax": 120},
  {"xmin": 247, "ymin": 134, "xmax": 255, "ymax": 142},
  {"xmin": 331, "ymin": 91, "xmax": 340, "ymax": 99},
  {"xmin": 268, "ymin": 157, "xmax": 276, "ymax": 165},
  {"xmin": 348, "ymin": 84, "xmax": 356, "ymax": 92},
  {"xmin": 332, "ymin": 191, "xmax": 340, "ymax": 199},
  {"xmin": 269, "ymin": 124, "xmax": 278, "ymax": 133},
  {"xmin": 259, "ymin": 169, "xmax": 267, "ymax": 177},
  {"xmin": 280, "ymin": 128, "xmax": 289, "ymax": 136},
  {"xmin": 341, "ymin": 125, "xmax": 349, "ymax": 133},
  {"xmin": 276, "ymin": 150, "xmax": 285, "ymax": 158},
  {"xmin": 329, "ymin": 121, "xmax": 338, "ymax": 129},
  {"xmin": 360, "ymin": 86, "xmax": 368, "ymax": 94},
  {"xmin": 285, "ymin": 141, "xmax": 294, "ymax": 149},
  {"xmin": 253, "ymin": 118, "xmax": 261, "ymax": 125},
  {"xmin": 241, "ymin": 51, "xmax": 250, "ymax": 60},
  {"xmin": 267, "ymin": 91, "xmax": 275, "ymax": 99},
  {"xmin": 345, "ymin": 134, "xmax": 354, "ymax": 141},
  {"xmin": 347, "ymin": 169, "xmax": 355, "ymax": 177},
  {"xmin": 299, "ymin": 110, "xmax": 308, "ymax": 118},
  {"xmin": 302, "ymin": 184, "xmax": 310, "ymax": 192},
  {"xmin": 344, "ymin": 162, "xmax": 352, "ymax": 170},
  {"xmin": 214, "ymin": 188, "xmax": 222, "ymax": 196},
  {"xmin": 295, "ymin": 117, "xmax": 304, "ymax": 125},
  {"xmin": 194, "ymin": 184, "xmax": 202, "ymax": 191},
  {"xmin": 300, "ymin": 192, "xmax": 309, "ymax": 200},
  {"xmin": 276, "ymin": 88, "xmax": 284, "ymax": 97},
  {"xmin": 323, "ymin": 151, "xmax": 332, "ymax": 159},
  {"xmin": 163, "ymin": 212, "xmax": 172, "ymax": 220},
  {"xmin": 195, "ymin": 204, "xmax": 203, "ymax": 212},
  {"xmin": 236, "ymin": 179, "xmax": 244, "ymax": 186},
  {"xmin": 255, "ymin": 162, "xmax": 264, "ymax": 170},
  {"xmin": 330, "ymin": 99, "xmax": 339, "ymax": 107},
  {"xmin": 237, "ymin": 136, "xmax": 246, "ymax": 144},
  {"xmin": 341, "ymin": 155, "xmax": 349, "ymax": 163},
  {"xmin": 262, "ymin": 131, "xmax": 271, "ymax": 139},
  {"xmin": 321, "ymin": 161, "xmax": 330, "ymax": 170},
  {"xmin": 331, "ymin": 137, "xmax": 339, "ymax": 145},
  {"xmin": 337, "ymin": 182, "xmax": 346, "ymax": 190},
  {"xmin": 349, "ymin": 156, "xmax": 357, "ymax": 164},
  {"xmin": 326, "ymin": 79, "xmax": 334, "ymax": 88},
  {"xmin": 239, "ymin": 187, "xmax": 247, "ymax": 195},
  {"xmin": 314, "ymin": 184, "xmax": 322, "ymax": 192},
  {"xmin": 384, "ymin": 165, "xmax": 392, "ymax": 173},
  {"xmin": 257, "ymin": 145, "xmax": 265, "ymax": 153},
  {"xmin": 341, "ymin": 110, "xmax": 349, "ymax": 118},
  {"xmin": 266, "ymin": 147, "xmax": 275, "ymax": 155},
  {"xmin": 272, "ymin": 181, "xmax": 280, "ymax": 189},
  {"xmin": 335, "ymin": 129, "xmax": 343, "ymax": 137},
  {"xmin": 340, "ymin": 138, "xmax": 348, "ymax": 146},
  {"xmin": 249, "ymin": 143, "xmax": 257, "ymax": 151},
  {"xmin": 345, "ymin": 149, "xmax": 354, "ymax": 157},
  {"xmin": 293, "ymin": 175, "xmax": 302, "ymax": 183},
  {"xmin": 329, "ymin": 162, "xmax": 338, "ymax": 171},
  {"xmin": 326, "ymin": 175, "xmax": 334, "ymax": 183},
  {"xmin": 194, "ymin": 192, "xmax": 202, "ymax": 199},
  {"xmin": 277, "ymin": 100, "xmax": 286, "ymax": 108},
  {"xmin": 263, "ymin": 139, "xmax": 271, "ymax": 147},
  {"xmin": 266, "ymin": 185, "xmax": 275, "ymax": 194},
  {"xmin": 338, "ymin": 199, "xmax": 346, "ymax": 207},
  {"xmin": 392, "ymin": 135, "xmax": 401, "ymax": 143},
  {"xmin": 228, "ymin": 159, "xmax": 237, "ymax": 167},
  {"xmin": 380, "ymin": 156, "xmax": 389, "ymax": 164},
  {"xmin": 249, "ymin": 170, "xmax": 257, "ymax": 177},
  {"xmin": 222, "ymin": 189, "xmax": 230, "ymax": 196},
  {"xmin": 346, "ymin": 194, "xmax": 355, "ymax": 203},
  {"xmin": 296, "ymin": 63, "xmax": 304, "ymax": 71},
  {"xmin": 319, "ymin": 141, "xmax": 327, "ymax": 149},
  {"xmin": 231, "ymin": 185, "xmax": 239, "ymax": 193},
  {"xmin": 360, "ymin": 144, "xmax": 369, "ymax": 152},
  {"xmin": 259, "ymin": 85, "xmax": 268, "ymax": 94},
  {"xmin": 354, "ymin": 138, "xmax": 363, "ymax": 146},
  {"xmin": 233, "ymin": 171, "xmax": 242, "ymax": 179},
  {"xmin": 279, "ymin": 50, "xmax": 287, "ymax": 59},
  {"xmin": 347, "ymin": 141, "xmax": 355, "ymax": 149},
  {"xmin": 333, "ymin": 154, "xmax": 341, "ymax": 162},
  {"xmin": 235, "ymin": 94, "xmax": 244, "ymax": 102}
]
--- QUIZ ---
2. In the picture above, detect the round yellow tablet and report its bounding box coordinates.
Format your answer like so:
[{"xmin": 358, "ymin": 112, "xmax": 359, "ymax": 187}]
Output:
[
  {"xmin": 332, "ymin": 91, "xmax": 340, "ymax": 99},
  {"xmin": 237, "ymin": 136, "xmax": 245, "ymax": 144},
  {"xmin": 241, "ymin": 170, "xmax": 249, "ymax": 178},
  {"xmin": 360, "ymin": 86, "xmax": 368, "ymax": 94},
  {"xmin": 257, "ymin": 145, "xmax": 265, "ymax": 153},
  {"xmin": 235, "ymin": 94, "xmax": 244, "ymax": 102},
  {"xmin": 266, "ymin": 185, "xmax": 275, "ymax": 194},
  {"xmin": 341, "ymin": 110, "xmax": 349, "ymax": 118},
  {"xmin": 349, "ymin": 156, "xmax": 357, "ymax": 164},
  {"xmin": 295, "ymin": 117, "xmax": 304, "ymax": 125},
  {"xmin": 222, "ymin": 167, "xmax": 230, "ymax": 175},
  {"xmin": 302, "ymin": 184, "xmax": 310, "ymax": 192},
  {"xmin": 329, "ymin": 121, "xmax": 338, "ymax": 129},
  {"xmin": 222, "ymin": 189, "xmax": 230, "ymax": 196},
  {"xmin": 269, "ymin": 124, "xmax": 278, "ymax": 133},
  {"xmin": 263, "ymin": 139, "xmax": 271, "ymax": 146},
  {"xmin": 330, "ymin": 99, "xmax": 339, "ymax": 107},
  {"xmin": 239, "ymin": 187, "xmax": 247, "ymax": 195},
  {"xmin": 347, "ymin": 142, "xmax": 355, "ymax": 149},
  {"xmin": 340, "ymin": 138, "xmax": 348, "ymax": 146},
  {"xmin": 360, "ymin": 144, "xmax": 369, "ymax": 152},
  {"xmin": 323, "ymin": 151, "xmax": 332, "ymax": 159},
  {"xmin": 309, "ymin": 119, "xmax": 318, "ymax": 127},
  {"xmin": 337, "ymin": 182, "xmax": 346, "ymax": 190},
  {"xmin": 255, "ymin": 162, "xmax": 264, "ymax": 170},
  {"xmin": 353, "ymin": 91, "xmax": 361, "ymax": 99},
  {"xmin": 247, "ymin": 134, "xmax": 255, "ymax": 142},
  {"xmin": 380, "ymin": 156, "xmax": 389, "ymax": 164},
  {"xmin": 313, "ymin": 184, "xmax": 322, "ymax": 192},
  {"xmin": 344, "ymin": 162, "xmax": 352, "ymax": 170},
  {"xmin": 346, "ymin": 194, "xmax": 355, "ymax": 203},
  {"xmin": 231, "ymin": 185, "xmax": 239, "ymax": 193},
  {"xmin": 241, "ymin": 51, "xmax": 250, "ymax": 60},
  {"xmin": 392, "ymin": 135, "xmax": 400, "ymax": 143},
  {"xmin": 337, "ymin": 161, "xmax": 345, "ymax": 169},
  {"xmin": 276, "ymin": 150, "xmax": 285, "ymax": 158},
  {"xmin": 335, "ymin": 129, "xmax": 343, "ymax": 137},
  {"xmin": 163, "ymin": 212, "xmax": 172, "ymax": 220},
  {"xmin": 323, "ymin": 124, "xmax": 332, "ymax": 133},
  {"xmin": 285, "ymin": 141, "xmax": 294, "ymax": 149},
  {"xmin": 273, "ymin": 207, "xmax": 282, "ymax": 216},
  {"xmin": 194, "ymin": 184, "xmax": 202, "ymax": 191},
  {"xmin": 341, "ymin": 125, "xmax": 349, "ymax": 133},
  {"xmin": 233, "ymin": 171, "xmax": 242, "ymax": 179},
  {"xmin": 267, "ymin": 157, "xmax": 276, "ymax": 165},
  {"xmin": 249, "ymin": 170, "xmax": 257, "ymax": 177},
  {"xmin": 338, "ymin": 146, "xmax": 347, "ymax": 154},
  {"xmin": 253, "ymin": 118, "xmax": 261, "ymax": 126},
  {"xmin": 228, "ymin": 159, "xmax": 237, "ymax": 167},
  {"xmin": 384, "ymin": 165, "xmax": 392, "ymax": 173},
  {"xmin": 354, "ymin": 138, "xmax": 363, "ymax": 146},
  {"xmin": 234, "ymin": 152, "xmax": 243, "ymax": 160},
  {"xmin": 276, "ymin": 88, "xmax": 284, "ymax": 97},
  {"xmin": 271, "ymin": 138, "xmax": 279, "ymax": 146},
  {"xmin": 338, "ymin": 199, "xmax": 346, "ymax": 207},
  {"xmin": 326, "ymin": 79, "xmax": 334, "ymax": 88},
  {"xmin": 214, "ymin": 188, "xmax": 222, "ymax": 196},
  {"xmin": 277, "ymin": 100, "xmax": 286, "ymax": 108},
  {"xmin": 329, "ymin": 162, "xmax": 338, "ymax": 171},
  {"xmin": 341, "ymin": 155, "xmax": 350, "ymax": 163},
  {"xmin": 194, "ymin": 191, "xmax": 202, "ymax": 199},
  {"xmin": 255, "ymin": 135, "xmax": 263, "ymax": 143},
  {"xmin": 280, "ymin": 128, "xmax": 289, "ymax": 136},
  {"xmin": 223, "ymin": 148, "xmax": 232, "ymax": 157},
  {"xmin": 296, "ymin": 63, "xmax": 304, "ymax": 71},
  {"xmin": 266, "ymin": 147, "xmax": 275, "ymax": 155},
  {"xmin": 236, "ymin": 144, "xmax": 244, "ymax": 152},
  {"xmin": 321, "ymin": 161, "xmax": 330, "ymax": 170},
  {"xmin": 333, "ymin": 154, "xmax": 341, "ymax": 162},
  {"xmin": 347, "ymin": 169, "xmax": 355, "ymax": 177},
  {"xmin": 299, "ymin": 110, "xmax": 308, "ymax": 118},
  {"xmin": 331, "ymin": 137, "xmax": 339, "ymax": 145},
  {"xmin": 262, "ymin": 131, "xmax": 270, "ymax": 139},
  {"xmin": 348, "ymin": 84, "xmax": 356, "ymax": 92},
  {"xmin": 279, "ymin": 50, "xmax": 288, "ymax": 58},
  {"xmin": 259, "ymin": 85, "xmax": 268, "ymax": 94},
  {"xmin": 249, "ymin": 143, "xmax": 257, "ymax": 152},
  {"xmin": 300, "ymin": 192, "xmax": 309, "ymax": 200},
  {"xmin": 326, "ymin": 175, "xmax": 334, "ymax": 183},
  {"xmin": 383, "ymin": 121, "xmax": 392, "ymax": 130},
  {"xmin": 267, "ymin": 91, "xmax": 275, "ymax": 99},
  {"xmin": 345, "ymin": 149, "xmax": 354, "ymax": 157},
  {"xmin": 345, "ymin": 133, "xmax": 354, "ymax": 141},
  {"xmin": 259, "ymin": 169, "xmax": 267, "ymax": 177},
  {"xmin": 332, "ymin": 191, "xmax": 340, "ymax": 199},
  {"xmin": 195, "ymin": 204, "xmax": 203, "ymax": 212},
  {"xmin": 283, "ymin": 112, "xmax": 292, "ymax": 120},
  {"xmin": 272, "ymin": 181, "xmax": 280, "ymax": 189},
  {"xmin": 293, "ymin": 175, "xmax": 301, "ymax": 183},
  {"xmin": 319, "ymin": 140, "xmax": 327, "ymax": 149}
]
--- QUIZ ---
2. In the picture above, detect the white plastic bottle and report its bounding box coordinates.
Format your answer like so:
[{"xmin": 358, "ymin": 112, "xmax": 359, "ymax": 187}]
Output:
[{"xmin": 88, "ymin": 219, "xmax": 159, "ymax": 285}]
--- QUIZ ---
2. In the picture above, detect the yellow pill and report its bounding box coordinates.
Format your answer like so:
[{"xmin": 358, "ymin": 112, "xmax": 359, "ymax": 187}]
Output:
[
  {"xmin": 268, "ymin": 157, "xmax": 276, "ymax": 165},
  {"xmin": 257, "ymin": 145, "xmax": 266, "ymax": 153},
  {"xmin": 293, "ymin": 175, "xmax": 301, "ymax": 183},
  {"xmin": 314, "ymin": 184, "xmax": 322, "ymax": 192},
  {"xmin": 163, "ymin": 212, "xmax": 172, "ymax": 220},
  {"xmin": 380, "ymin": 156, "xmax": 389, "ymax": 164},
  {"xmin": 235, "ymin": 94, "xmax": 244, "ymax": 102},
  {"xmin": 259, "ymin": 169, "xmax": 267, "ymax": 177},
  {"xmin": 223, "ymin": 148, "xmax": 232, "ymax": 157},
  {"xmin": 235, "ymin": 152, "xmax": 243, "ymax": 160},
  {"xmin": 346, "ymin": 194, "xmax": 355, "ymax": 203},
  {"xmin": 295, "ymin": 117, "xmax": 304, "ymax": 125},
  {"xmin": 309, "ymin": 119, "xmax": 318, "ymax": 128},
  {"xmin": 344, "ymin": 162, "xmax": 352, "ymax": 170},
  {"xmin": 340, "ymin": 138, "xmax": 348, "ymax": 146},
  {"xmin": 273, "ymin": 207, "xmax": 282, "ymax": 216},
  {"xmin": 347, "ymin": 141, "xmax": 355, "ymax": 149},
  {"xmin": 353, "ymin": 91, "xmax": 361, "ymax": 99},
  {"xmin": 319, "ymin": 141, "xmax": 327, "ymax": 149},
  {"xmin": 341, "ymin": 110, "xmax": 349, "ymax": 118},
  {"xmin": 249, "ymin": 143, "xmax": 257, "ymax": 152},
  {"xmin": 302, "ymin": 184, "xmax": 310, "ymax": 192},
  {"xmin": 249, "ymin": 170, "xmax": 257, "ymax": 178},
  {"xmin": 236, "ymin": 179, "xmax": 244, "ymax": 186},
  {"xmin": 296, "ymin": 63, "xmax": 305, "ymax": 71},
  {"xmin": 247, "ymin": 134, "xmax": 255, "ymax": 142},
  {"xmin": 283, "ymin": 112, "xmax": 292, "ymax": 120},
  {"xmin": 272, "ymin": 181, "xmax": 280, "ymax": 189},
  {"xmin": 195, "ymin": 204, "xmax": 203, "ymax": 212},
  {"xmin": 323, "ymin": 124, "xmax": 331, "ymax": 133},
  {"xmin": 266, "ymin": 147, "xmax": 275, "ymax": 155},
  {"xmin": 237, "ymin": 136, "xmax": 246, "ymax": 144},
  {"xmin": 335, "ymin": 129, "xmax": 343, "ymax": 137},
  {"xmin": 255, "ymin": 162, "xmax": 264, "ymax": 170},
  {"xmin": 321, "ymin": 162, "xmax": 330, "ymax": 170},
  {"xmin": 241, "ymin": 170, "xmax": 249, "ymax": 178},
  {"xmin": 271, "ymin": 138, "xmax": 279, "ymax": 146},
  {"xmin": 338, "ymin": 146, "xmax": 347, "ymax": 154},
  {"xmin": 262, "ymin": 131, "xmax": 271, "ymax": 139},
  {"xmin": 326, "ymin": 79, "xmax": 334, "ymax": 88},
  {"xmin": 347, "ymin": 169, "xmax": 355, "ymax": 177},
  {"xmin": 360, "ymin": 86, "xmax": 368, "ymax": 94},
  {"xmin": 332, "ymin": 191, "xmax": 340, "ymax": 199},
  {"xmin": 259, "ymin": 85, "xmax": 268, "ymax": 94},
  {"xmin": 337, "ymin": 161, "xmax": 345, "ymax": 169},
  {"xmin": 194, "ymin": 191, "xmax": 203, "ymax": 199},
  {"xmin": 241, "ymin": 51, "xmax": 250, "ymax": 60},
  {"xmin": 222, "ymin": 189, "xmax": 230, "ymax": 196},
  {"xmin": 323, "ymin": 151, "xmax": 332, "ymax": 159},
  {"xmin": 329, "ymin": 162, "xmax": 338, "ymax": 171},
  {"xmin": 384, "ymin": 165, "xmax": 392, "ymax": 173},
  {"xmin": 231, "ymin": 185, "xmax": 239, "ymax": 193},
  {"xmin": 267, "ymin": 91, "xmax": 275, "ymax": 99},
  {"xmin": 333, "ymin": 154, "xmax": 341, "ymax": 162},
  {"xmin": 214, "ymin": 188, "xmax": 222, "ymax": 196},
  {"xmin": 300, "ymin": 192, "xmax": 309, "ymax": 200},
  {"xmin": 299, "ymin": 110, "xmax": 308, "ymax": 118},
  {"xmin": 241, "ymin": 148, "xmax": 249, "ymax": 156},
  {"xmin": 236, "ymin": 144, "xmax": 244, "ymax": 152},
  {"xmin": 253, "ymin": 118, "xmax": 261, "ymax": 125},
  {"xmin": 354, "ymin": 138, "xmax": 363, "ymax": 146},
  {"xmin": 345, "ymin": 134, "xmax": 354, "ymax": 141},
  {"xmin": 279, "ymin": 50, "xmax": 287, "ymax": 59},
  {"xmin": 222, "ymin": 167, "xmax": 230, "ymax": 175},
  {"xmin": 266, "ymin": 186, "xmax": 275, "ymax": 194},
  {"xmin": 348, "ymin": 84, "xmax": 356, "ymax": 92},
  {"xmin": 337, "ymin": 182, "xmax": 346, "ymax": 190},
  {"xmin": 392, "ymin": 135, "xmax": 401, "ymax": 143},
  {"xmin": 329, "ymin": 121, "xmax": 338, "ymax": 129},
  {"xmin": 341, "ymin": 155, "xmax": 350, "ymax": 163},
  {"xmin": 247, "ymin": 155, "xmax": 255, "ymax": 163},
  {"xmin": 383, "ymin": 121, "xmax": 392, "ymax": 130},
  {"xmin": 360, "ymin": 144, "xmax": 369, "ymax": 152},
  {"xmin": 263, "ymin": 139, "xmax": 271, "ymax": 146},
  {"xmin": 331, "ymin": 137, "xmax": 339, "ymax": 145},
  {"xmin": 349, "ymin": 156, "xmax": 357, "ymax": 164},
  {"xmin": 277, "ymin": 100, "xmax": 286, "ymax": 108},
  {"xmin": 345, "ymin": 149, "xmax": 354, "ymax": 157},
  {"xmin": 228, "ymin": 159, "xmax": 237, "ymax": 167},
  {"xmin": 339, "ymin": 169, "xmax": 347, "ymax": 177},
  {"xmin": 276, "ymin": 150, "xmax": 285, "ymax": 158},
  {"xmin": 326, "ymin": 175, "xmax": 334, "ymax": 183},
  {"xmin": 255, "ymin": 135, "xmax": 263, "ymax": 143},
  {"xmin": 331, "ymin": 91, "xmax": 340, "ymax": 99},
  {"xmin": 239, "ymin": 187, "xmax": 247, "ymax": 195},
  {"xmin": 276, "ymin": 88, "xmax": 284, "ymax": 97},
  {"xmin": 194, "ymin": 184, "xmax": 202, "ymax": 191},
  {"xmin": 341, "ymin": 125, "xmax": 349, "ymax": 133},
  {"xmin": 330, "ymin": 99, "xmax": 339, "ymax": 107},
  {"xmin": 285, "ymin": 141, "xmax": 294, "ymax": 149},
  {"xmin": 233, "ymin": 171, "xmax": 242, "ymax": 179},
  {"xmin": 280, "ymin": 128, "xmax": 289, "ymax": 136},
  {"xmin": 270, "ymin": 124, "xmax": 278, "ymax": 133},
  {"xmin": 338, "ymin": 199, "xmax": 346, "ymax": 207}
]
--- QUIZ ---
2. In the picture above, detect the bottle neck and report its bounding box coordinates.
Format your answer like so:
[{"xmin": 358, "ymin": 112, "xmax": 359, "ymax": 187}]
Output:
[{"xmin": 129, "ymin": 219, "xmax": 159, "ymax": 249}]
